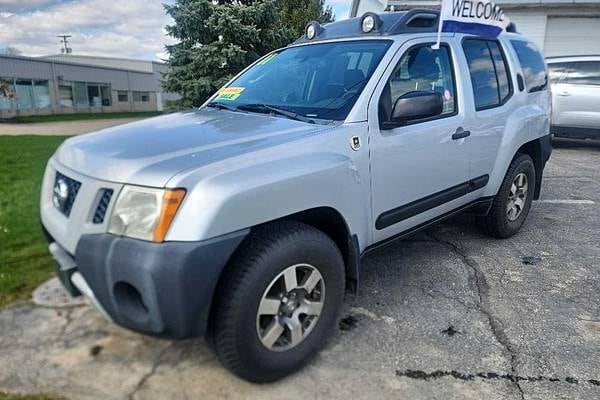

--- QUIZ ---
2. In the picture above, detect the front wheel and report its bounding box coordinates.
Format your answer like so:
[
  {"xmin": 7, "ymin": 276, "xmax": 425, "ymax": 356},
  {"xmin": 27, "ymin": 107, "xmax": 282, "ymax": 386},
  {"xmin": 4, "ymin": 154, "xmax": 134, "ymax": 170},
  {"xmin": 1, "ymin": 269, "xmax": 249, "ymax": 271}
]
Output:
[
  {"xmin": 480, "ymin": 153, "xmax": 536, "ymax": 238},
  {"xmin": 212, "ymin": 221, "xmax": 345, "ymax": 382}
]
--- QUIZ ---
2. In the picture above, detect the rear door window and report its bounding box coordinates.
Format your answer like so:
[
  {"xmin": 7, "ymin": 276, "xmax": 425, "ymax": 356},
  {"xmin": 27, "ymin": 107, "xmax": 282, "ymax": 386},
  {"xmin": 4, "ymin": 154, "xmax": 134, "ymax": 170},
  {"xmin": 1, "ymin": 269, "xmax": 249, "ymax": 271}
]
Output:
[
  {"xmin": 565, "ymin": 61, "xmax": 600, "ymax": 86},
  {"xmin": 548, "ymin": 62, "xmax": 570, "ymax": 84},
  {"xmin": 462, "ymin": 39, "xmax": 512, "ymax": 111},
  {"xmin": 510, "ymin": 40, "xmax": 548, "ymax": 93}
]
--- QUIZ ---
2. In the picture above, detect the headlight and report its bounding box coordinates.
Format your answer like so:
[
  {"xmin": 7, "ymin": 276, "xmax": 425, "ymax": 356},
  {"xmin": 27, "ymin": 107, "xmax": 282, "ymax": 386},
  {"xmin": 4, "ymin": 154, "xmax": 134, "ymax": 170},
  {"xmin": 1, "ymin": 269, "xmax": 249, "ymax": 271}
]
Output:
[{"xmin": 108, "ymin": 185, "xmax": 186, "ymax": 243}]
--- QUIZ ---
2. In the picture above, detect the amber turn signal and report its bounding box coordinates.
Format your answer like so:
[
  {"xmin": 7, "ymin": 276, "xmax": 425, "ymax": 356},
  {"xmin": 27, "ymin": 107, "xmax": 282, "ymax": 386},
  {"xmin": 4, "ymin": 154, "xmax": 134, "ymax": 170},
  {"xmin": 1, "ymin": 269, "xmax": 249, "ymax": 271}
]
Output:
[{"xmin": 153, "ymin": 189, "xmax": 186, "ymax": 243}]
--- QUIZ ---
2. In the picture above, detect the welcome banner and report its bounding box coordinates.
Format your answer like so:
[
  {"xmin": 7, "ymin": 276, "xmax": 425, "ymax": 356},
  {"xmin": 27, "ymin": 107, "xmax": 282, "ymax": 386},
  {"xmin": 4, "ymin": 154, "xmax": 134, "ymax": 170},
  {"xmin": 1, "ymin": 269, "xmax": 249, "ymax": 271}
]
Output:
[{"xmin": 433, "ymin": 0, "xmax": 510, "ymax": 48}]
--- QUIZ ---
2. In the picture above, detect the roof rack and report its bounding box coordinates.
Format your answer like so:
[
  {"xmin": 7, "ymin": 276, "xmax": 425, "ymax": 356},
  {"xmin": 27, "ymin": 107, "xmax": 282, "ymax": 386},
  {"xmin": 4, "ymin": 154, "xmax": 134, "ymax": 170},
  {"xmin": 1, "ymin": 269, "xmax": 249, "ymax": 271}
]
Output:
[
  {"xmin": 294, "ymin": 8, "xmax": 519, "ymax": 45},
  {"xmin": 294, "ymin": 9, "xmax": 441, "ymax": 44}
]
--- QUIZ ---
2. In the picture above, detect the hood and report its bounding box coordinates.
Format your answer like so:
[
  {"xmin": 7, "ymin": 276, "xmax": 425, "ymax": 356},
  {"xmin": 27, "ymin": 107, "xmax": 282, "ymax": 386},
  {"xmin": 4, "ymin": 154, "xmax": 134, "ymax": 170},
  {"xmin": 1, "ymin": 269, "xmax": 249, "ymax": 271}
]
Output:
[{"xmin": 55, "ymin": 109, "xmax": 331, "ymax": 187}]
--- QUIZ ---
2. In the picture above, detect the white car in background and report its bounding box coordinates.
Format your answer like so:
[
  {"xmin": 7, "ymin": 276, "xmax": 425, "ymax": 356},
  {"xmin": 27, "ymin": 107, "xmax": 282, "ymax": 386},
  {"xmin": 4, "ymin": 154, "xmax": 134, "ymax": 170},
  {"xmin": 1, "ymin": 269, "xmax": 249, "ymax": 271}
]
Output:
[{"xmin": 548, "ymin": 56, "xmax": 600, "ymax": 139}]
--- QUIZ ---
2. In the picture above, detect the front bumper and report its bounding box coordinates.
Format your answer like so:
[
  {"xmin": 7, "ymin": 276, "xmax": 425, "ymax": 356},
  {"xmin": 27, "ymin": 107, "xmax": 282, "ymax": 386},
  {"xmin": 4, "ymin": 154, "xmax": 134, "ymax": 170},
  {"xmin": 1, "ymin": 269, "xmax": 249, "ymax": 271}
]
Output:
[{"xmin": 47, "ymin": 230, "xmax": 248, "ymax": 339}]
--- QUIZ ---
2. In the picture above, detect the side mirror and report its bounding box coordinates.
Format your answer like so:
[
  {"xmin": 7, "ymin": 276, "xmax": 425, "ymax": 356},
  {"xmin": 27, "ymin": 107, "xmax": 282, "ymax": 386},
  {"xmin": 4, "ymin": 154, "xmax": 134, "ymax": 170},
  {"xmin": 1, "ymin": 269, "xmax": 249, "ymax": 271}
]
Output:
[{"xmin": 391, "ymin": 91, "xmax": 444, "ymax": 123}]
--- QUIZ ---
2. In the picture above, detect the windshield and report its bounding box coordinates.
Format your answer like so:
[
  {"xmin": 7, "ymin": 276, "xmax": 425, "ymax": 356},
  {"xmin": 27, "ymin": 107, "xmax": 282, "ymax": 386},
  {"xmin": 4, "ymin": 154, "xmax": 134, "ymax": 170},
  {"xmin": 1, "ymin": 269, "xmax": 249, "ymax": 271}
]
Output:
[{"xmin": 210, "ymin": 40, "xmax": 392, "ymax": 122}]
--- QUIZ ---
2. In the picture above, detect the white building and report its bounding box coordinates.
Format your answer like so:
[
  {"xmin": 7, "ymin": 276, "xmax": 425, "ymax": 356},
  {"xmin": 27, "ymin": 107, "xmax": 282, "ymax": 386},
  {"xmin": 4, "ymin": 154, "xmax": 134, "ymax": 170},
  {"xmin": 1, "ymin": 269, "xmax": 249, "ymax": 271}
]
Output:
[
  {"xmin": 350, "ymin": 0, "xmax": 600, "ymax": 57},
  {"xmin": 0, "ymin": 54, "xmax": 179, "ymax": 118}
]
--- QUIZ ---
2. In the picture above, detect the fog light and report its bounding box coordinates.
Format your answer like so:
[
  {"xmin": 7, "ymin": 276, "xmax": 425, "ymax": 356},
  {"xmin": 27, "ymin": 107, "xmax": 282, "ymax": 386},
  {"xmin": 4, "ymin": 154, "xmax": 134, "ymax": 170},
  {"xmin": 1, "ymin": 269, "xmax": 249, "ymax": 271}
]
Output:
[
  {"xmin": 362, "ymin": 15, "xmax": 375, "ymax": 33},
  {"xmin": 307, "ymin": 24, "xmax": 316, "ymax": 39},
  {"xmin": 361, "ymin": 13, "xmax": 381, "ymax": 33},
  {"xmin": 306, "ymin": 22, "xmax": 321, "ymax": 40}
]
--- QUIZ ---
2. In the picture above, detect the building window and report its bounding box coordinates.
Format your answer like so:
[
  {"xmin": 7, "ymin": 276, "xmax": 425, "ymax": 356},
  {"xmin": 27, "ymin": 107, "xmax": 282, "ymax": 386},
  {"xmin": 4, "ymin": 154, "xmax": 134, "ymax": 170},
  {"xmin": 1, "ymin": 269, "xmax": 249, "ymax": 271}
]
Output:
[
  {"xmin": 15, "ymin": 79, "xmax": 35, "ymax": 109},
  {"xmin": 87, "ymin": 85, "xmax": 101, "ymax": 107},
  {"xmin": 59, "ymin": 81, "xmax": 112, "ymax": 108},
  {"xmin": 133, "ymin": 91, "xmax": 150, "ymax": 102},
  {"xmin": 86, "ymin": 84, "xmax": 112, "ymax": 107},
  {"xmin": 117, "ymin": 91, "xmax": 129, "ymax": 102},
  {"xmin": 73, "ymin": 82, "xmax": 88, "ymax": 108},
  {"xmin": 0, "ymin": 78, "xmax": 16, "ymax": 110},
  {"xmin": 100, "ymin": 86, "xmax": 111, "ymax": 106},
  {"xmin": 33, "ymin": 81, "xmax": 51, "ymax": 109},
  {"xmin": 59, "ymin": 84, "xmax": 74, "ymax": 107}
]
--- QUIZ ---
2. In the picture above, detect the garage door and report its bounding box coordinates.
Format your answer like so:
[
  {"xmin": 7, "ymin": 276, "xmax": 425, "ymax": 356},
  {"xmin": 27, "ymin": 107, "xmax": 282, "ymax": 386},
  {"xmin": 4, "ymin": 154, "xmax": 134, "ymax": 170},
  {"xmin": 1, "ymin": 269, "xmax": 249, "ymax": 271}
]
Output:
[
  {"xmin": 507, "ymin": 12, "xmax": 547, "ymax": 51},
  {"xmin": 545, "ymin": 17, "xmax": 600, "ymax": 57}
]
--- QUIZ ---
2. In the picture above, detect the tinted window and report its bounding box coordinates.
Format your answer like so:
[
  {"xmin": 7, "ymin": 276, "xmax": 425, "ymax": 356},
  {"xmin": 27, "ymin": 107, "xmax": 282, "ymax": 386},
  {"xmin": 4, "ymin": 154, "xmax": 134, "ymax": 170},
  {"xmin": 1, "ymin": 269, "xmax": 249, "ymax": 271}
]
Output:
[
  {"xmin": 548, "ymin": 62, "xmax": 570, "ymax": 84},
  {"xmin": 488, "ymin": 41, "xmax": 512, "ymax": 102},
  {"xmin": 379, "ymin": 44, "xmax": 456, "ymax": 124},
  {"xmin": 463, "ymin": 40, "xmax": 500, "ymax": 109},
  {"xmin": 511, "ymin": 40, "xmax": 548, "ymax": 93},
  {"xmin": 565, "ymin": 61, "xmax": 600, "ymax": 86}
]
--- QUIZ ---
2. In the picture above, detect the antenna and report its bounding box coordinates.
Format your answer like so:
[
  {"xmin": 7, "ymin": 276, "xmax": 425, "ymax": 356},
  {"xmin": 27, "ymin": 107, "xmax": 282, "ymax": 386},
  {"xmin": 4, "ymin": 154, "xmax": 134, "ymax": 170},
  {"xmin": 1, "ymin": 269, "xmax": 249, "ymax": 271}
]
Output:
[{"xmin": 57, "ymin": 35, "xmax": 72, "ymax": 54}]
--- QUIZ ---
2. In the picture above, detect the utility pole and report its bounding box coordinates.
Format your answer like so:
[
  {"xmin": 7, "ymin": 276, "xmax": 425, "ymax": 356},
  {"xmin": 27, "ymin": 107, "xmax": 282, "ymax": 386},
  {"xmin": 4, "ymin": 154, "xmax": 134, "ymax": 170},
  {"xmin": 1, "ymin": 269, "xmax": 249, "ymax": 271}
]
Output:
[{"xmin": 57, "ymin": 35, "xmax": 72, "ymax": 54}]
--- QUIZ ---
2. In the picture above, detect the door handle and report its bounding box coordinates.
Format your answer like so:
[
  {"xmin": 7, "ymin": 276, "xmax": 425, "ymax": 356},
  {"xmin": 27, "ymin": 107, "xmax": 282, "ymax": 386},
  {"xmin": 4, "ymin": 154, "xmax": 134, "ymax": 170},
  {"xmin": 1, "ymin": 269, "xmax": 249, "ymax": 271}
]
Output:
[
  {"xmin": 452, "ymin": 128, "xmax": 471, "ymax": 140},
  {"xmin": 557, "ymin": 92, "xmax": 571, "ymax": 97}
]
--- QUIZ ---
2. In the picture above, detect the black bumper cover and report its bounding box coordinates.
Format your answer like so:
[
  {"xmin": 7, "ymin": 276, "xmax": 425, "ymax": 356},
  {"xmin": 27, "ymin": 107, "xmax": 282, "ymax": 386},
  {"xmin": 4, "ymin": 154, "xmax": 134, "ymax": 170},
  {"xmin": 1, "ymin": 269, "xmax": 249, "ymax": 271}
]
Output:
[{"xmin": 74, "ymin": 230, "xmax": 248, "ymax": 340}]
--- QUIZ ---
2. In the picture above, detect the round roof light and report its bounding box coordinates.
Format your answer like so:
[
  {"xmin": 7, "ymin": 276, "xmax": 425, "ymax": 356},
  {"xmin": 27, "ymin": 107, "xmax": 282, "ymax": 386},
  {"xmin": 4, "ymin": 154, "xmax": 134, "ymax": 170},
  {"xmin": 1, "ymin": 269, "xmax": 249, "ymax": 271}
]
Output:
[
  {"xmin": 306, "ymin": 23, "xmax": 317, "ymax": 40},
  {"xmin": 362, "ymin": 15, "xmax": 376, "ymax": 33}
]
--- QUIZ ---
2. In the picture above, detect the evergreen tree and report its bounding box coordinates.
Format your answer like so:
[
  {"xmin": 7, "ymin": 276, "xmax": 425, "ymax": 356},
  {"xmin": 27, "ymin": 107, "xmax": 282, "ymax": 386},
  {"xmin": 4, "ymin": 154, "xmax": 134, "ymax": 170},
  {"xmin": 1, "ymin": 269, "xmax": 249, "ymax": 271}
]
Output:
[
  {"xmin": 163, "ymin": 0, "xmax": 293, "ymax": 108},
  {"xmin": 162, "ymin": 0, "xmax": 334, "ymax": 108},
  {"xmin": 280, "ymin": 0, "xmax": 334, "ymax": 38}
]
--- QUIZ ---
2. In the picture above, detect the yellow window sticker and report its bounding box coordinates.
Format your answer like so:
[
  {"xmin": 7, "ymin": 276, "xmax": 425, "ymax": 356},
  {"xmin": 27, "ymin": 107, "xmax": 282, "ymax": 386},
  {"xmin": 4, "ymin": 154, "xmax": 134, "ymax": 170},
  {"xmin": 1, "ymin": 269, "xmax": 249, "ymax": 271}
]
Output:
[
  {"xmin": 216, "ymin": 87, "xmax": 245, "ymax": 101},
  {"xmin": 257, "ymin": 53, "xmax": 278, "ymax": 65}
]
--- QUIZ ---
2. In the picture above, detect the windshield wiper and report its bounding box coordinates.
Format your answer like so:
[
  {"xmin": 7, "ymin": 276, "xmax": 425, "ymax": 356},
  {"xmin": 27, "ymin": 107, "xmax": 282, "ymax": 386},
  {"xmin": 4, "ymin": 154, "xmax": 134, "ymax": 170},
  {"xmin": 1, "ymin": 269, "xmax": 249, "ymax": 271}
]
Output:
[
  {"xmin": 237, "ymin": 103, "xmax": 315, "ymax": 124},
  {"xmin": 206, "ymin": 102, "xmax": 240, "ymax": 112}
]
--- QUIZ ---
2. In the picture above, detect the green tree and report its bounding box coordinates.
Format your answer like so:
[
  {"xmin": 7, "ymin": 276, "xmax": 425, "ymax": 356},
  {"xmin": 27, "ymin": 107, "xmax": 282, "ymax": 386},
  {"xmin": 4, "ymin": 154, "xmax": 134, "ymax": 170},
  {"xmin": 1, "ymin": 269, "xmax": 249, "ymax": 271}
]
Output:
[
  {"xmin": 162, "ymin": 0, "xmax": 335, "ymax": 109},
  {"xmin": 163, "ymin": 0, "xmax": 294, "ymax": 109},
  {"xmin": 280, "ymin": 0, "xmax": 334, "ymax": 38}
]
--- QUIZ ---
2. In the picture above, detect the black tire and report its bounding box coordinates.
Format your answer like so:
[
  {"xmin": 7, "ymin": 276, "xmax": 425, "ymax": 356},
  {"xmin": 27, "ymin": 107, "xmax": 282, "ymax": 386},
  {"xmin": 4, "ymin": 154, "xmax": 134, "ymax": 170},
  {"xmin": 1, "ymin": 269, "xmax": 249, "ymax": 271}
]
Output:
[
  {"xmin": 480, "ymin": 153, "xmax": 536, "ymax": 238},
  {"xmin": 212, "ymin": 221, "xmax": 345, "ymax": 382}
]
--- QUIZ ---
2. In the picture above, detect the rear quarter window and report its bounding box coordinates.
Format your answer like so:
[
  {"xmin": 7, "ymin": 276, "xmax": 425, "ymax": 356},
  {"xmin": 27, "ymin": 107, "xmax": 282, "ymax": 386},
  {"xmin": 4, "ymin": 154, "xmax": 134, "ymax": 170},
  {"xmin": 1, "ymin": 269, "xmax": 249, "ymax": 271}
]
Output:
[
  {"xmin": 462, "ymin": 39, "xmax": 512, "ymax": 111},
  {"xmin": 510, "ymin": 40, "xmax": 548, "ymax": 93}
]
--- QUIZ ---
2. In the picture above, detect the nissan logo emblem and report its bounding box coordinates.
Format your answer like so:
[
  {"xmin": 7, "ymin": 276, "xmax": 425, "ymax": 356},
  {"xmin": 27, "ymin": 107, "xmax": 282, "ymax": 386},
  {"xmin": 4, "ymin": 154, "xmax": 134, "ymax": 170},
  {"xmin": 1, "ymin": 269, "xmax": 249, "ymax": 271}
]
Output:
[{"xmin": 53, "ymin": 178, "xmax": 70, "ymax": 211}]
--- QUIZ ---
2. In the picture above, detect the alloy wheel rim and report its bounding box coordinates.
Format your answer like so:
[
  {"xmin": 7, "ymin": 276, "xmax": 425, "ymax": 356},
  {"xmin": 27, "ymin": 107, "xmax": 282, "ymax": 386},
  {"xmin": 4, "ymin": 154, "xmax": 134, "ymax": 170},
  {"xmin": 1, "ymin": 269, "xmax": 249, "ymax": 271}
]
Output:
[
  {"xmin": 256, "ymin": 264, "xmax": 325, "ymax": 352},
  {"xmin": 507, "ymin": 173, "xmax": 529, "ymax": 221}
]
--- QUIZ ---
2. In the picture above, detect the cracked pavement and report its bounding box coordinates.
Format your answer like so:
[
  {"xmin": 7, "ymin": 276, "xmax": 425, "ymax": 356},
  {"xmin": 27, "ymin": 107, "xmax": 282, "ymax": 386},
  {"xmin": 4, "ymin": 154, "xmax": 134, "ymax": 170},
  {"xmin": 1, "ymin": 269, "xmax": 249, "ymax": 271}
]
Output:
[{"xmin": 1, "ymin": 139, "xmax": 599, "ymax": 399}]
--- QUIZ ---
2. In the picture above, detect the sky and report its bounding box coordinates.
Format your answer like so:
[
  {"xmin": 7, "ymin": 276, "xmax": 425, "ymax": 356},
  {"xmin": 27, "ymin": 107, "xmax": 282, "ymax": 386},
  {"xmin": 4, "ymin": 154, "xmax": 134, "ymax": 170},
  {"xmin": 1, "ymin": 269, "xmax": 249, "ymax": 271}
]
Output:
[{"xmin": 0, "ymin": 0, "xmax": 352, "ymax": 60}]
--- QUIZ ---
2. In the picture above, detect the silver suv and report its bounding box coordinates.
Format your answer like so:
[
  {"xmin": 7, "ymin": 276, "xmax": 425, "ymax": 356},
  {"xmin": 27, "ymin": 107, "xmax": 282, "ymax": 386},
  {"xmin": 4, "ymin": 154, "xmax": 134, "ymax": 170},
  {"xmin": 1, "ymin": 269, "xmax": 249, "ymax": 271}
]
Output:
[
  {"xmin": 40, "ymin": 10, "xmax": 552, "ymax": 382},
  {"xmin": 548, "ymin": 55, "xmax": 600, "ymax": 139}
]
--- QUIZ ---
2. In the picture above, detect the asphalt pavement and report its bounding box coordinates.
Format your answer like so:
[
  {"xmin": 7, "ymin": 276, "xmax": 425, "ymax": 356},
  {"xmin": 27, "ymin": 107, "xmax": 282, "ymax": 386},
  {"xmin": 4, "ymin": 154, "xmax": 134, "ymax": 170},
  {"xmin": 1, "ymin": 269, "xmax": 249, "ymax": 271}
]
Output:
[{"xmin": 0, "ymin": 138, "xmax": 598, "ymax": 400}]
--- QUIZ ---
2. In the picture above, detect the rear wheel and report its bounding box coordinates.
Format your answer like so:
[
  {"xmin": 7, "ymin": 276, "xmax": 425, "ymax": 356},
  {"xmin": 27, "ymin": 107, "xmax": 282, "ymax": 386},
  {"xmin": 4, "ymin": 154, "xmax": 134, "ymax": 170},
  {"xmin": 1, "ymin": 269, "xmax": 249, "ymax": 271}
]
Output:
[
  {"xmin": 480, "ymin": 153, "xmax": 536, "ymax": 238},
  {"xmin": 212, "ymin": 221, "xmax": 345, "ymax": 382}
]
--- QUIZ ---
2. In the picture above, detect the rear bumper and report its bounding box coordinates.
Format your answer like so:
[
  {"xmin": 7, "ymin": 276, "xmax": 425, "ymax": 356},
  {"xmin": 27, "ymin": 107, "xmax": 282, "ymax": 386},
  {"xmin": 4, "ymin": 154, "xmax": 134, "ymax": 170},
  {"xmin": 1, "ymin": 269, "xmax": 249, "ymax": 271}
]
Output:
[{"xmin": 47, "ymin": 230, "xmax": 248, "ymax": 339}]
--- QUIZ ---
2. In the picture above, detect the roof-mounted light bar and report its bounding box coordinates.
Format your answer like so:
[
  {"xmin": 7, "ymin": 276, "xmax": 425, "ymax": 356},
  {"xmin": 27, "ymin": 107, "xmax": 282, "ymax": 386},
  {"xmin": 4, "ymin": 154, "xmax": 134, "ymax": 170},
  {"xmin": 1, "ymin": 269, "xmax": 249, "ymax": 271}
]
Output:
[
  {"xmin": 360, "ymin": 12, "xmax": 383, "ymax": 34},
  {"xmin": 305, "ymin": 21, "xmax": 323, "ymax": 40}
]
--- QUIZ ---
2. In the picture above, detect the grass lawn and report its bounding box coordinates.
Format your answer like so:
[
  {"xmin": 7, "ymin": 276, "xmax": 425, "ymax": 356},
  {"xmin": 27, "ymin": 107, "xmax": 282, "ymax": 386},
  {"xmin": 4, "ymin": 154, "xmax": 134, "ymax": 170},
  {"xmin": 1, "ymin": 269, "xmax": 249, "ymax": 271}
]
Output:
[
  {"xmin": 0, "ymin": 136, "xmax": 67, "ymax": 308},
  {"xmin": 7, "ymin": 111, "xmax": 162, "ymax": 124}
]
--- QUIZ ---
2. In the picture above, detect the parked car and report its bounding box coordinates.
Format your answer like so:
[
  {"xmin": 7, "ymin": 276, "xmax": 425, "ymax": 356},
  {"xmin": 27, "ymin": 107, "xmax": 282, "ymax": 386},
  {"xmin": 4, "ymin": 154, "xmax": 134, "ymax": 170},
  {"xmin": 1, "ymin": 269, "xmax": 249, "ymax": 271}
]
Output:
[
  {"xmin": 548, "ymin": 55, "xmax": 600, "ymax": 139},
  {"xmin": 40, "ymin": 9, "xmax": 552, "ymax": 382}
]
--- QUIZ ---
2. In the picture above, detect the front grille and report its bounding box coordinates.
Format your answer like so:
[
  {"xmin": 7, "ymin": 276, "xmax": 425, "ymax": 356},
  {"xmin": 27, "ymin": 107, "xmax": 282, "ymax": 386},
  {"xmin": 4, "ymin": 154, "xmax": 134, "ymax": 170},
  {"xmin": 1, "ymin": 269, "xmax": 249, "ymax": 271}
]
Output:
[
  {"xmin": 93, "ymin": 189, "xmax": 114, "ymax": 224},
  {"xmin": 53, "ymin": 172, "xmax": 81, "ymax": 217}
]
